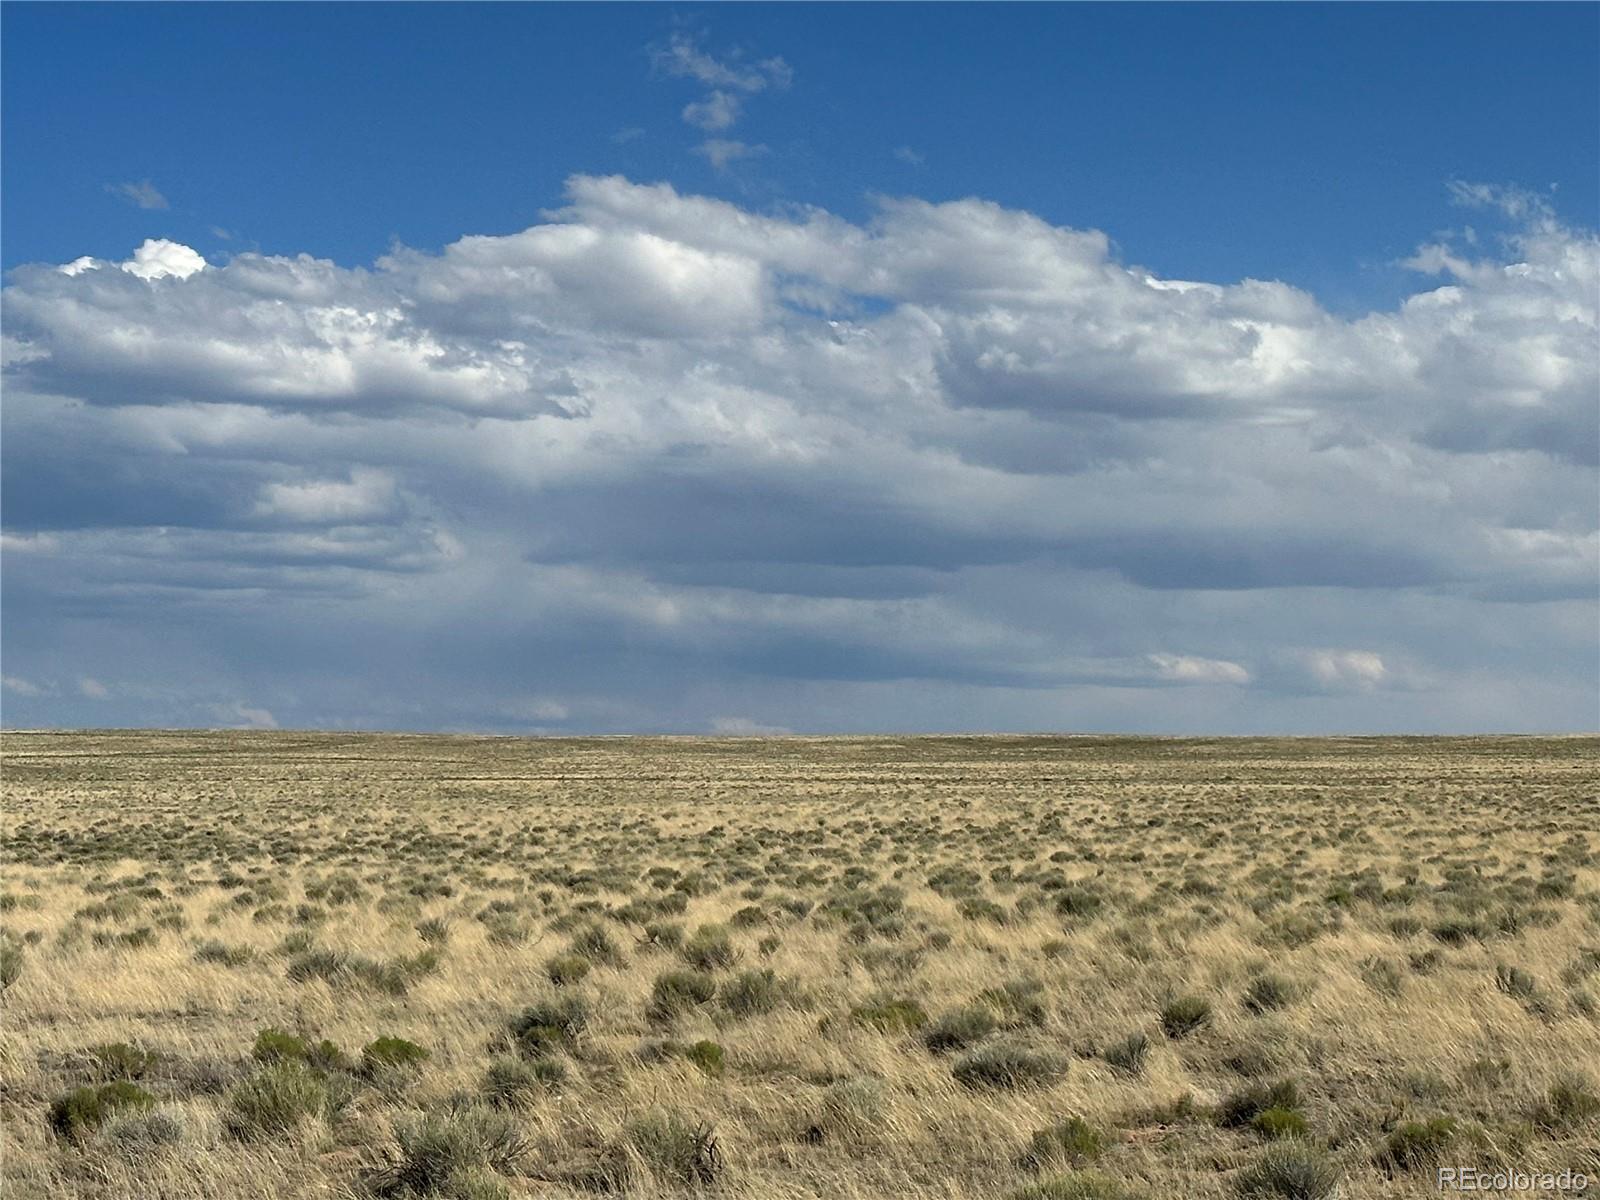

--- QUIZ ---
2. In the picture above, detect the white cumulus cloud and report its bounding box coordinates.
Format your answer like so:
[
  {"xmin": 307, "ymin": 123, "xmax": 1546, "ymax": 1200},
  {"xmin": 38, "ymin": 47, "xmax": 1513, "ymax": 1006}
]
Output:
[
  {"xmin": 123, "ymin": 239, "xmax": 207, "ymax": 281},
  {"xmin": 1, "ymin": 176, "xmax": 1593, "ymax": 732}
]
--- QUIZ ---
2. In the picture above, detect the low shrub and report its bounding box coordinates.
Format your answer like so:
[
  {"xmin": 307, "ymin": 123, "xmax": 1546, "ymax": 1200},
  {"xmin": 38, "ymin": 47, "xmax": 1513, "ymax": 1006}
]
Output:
[
  {"xmin": 1252, "ymin": 1107, "xmax": 1308, "ymax": 1140},
  {"xmin": 647, "ymin": 970, "xmax": 717, "ymax": 1022},
  {"xmin": 1377, "ymin": 1117, "xmax": 1456, "ymax": 1170},
  {"xmin": 511, "ymin": 995, "xmax": 590, "ymax": 1054},
  {"xmin": 849, "ymin": 998, "xmax": 928, "ymax": 1034},
  {"xmin": 1242, "ymin": 975, "xmax": 1298, "ymax": 1015},
  {"xmin": 1218, "ymin": 1080, "xmax": 1302, "ymax": 1128},
  {"xmin": 625, "ymin": 1108, "xmax": 725, "ymax": 1186},
  {"xmin": 224, "ymin": 1063, "xmax": 328, "ymax": 1138},
  {"xmin": 1233, "ymin": 1144, "xmax": 1341, "ymax": 1198},
  {"xmin": 252, "ymin": 1027, "xmax": 309, "ymax": 1065},
  {"xmin": 90, "ymin": 1042, "xmax": 158, "ymax": 1080},
  {"xmin": 953, "ymin": 1038, "xmax": 1068, "ymax": 1090},
  {"xmin": 49, "ymin": 1082, "xmax": 157, "ymax": 1140},
  {"xmin": 193, "ymin": 939, "xmax": 254, "ymax": 967},
  {"xmin": 102, "ymin": 1105, "xmax": 188, "ymax": 1154},
  {"xmin": 1159, "ymin": 995, "xmax": 1212, "ymax": 1039},
  {"xmin": 680, "ymin": 925, "xmax": 739, "ymax": 972},
  {"xmin": 1531, "ymin": 1074, "xmax": 1600, "ymax": 1129},
  {"xmin": 544, "ymin": 953, "xmax": 592, "ymax": 987},
  {"xmin": 362, "ymin": 1036, "xmax": 430, "ymax": 1076},
  {"xmin": 374, "ymin": 1104, "xmax": 530, "ymax": 1197},
  {"xmin": 923, "ymin": 1005, "xmax": 1000, "ymax": 1054},
  {"xmin": 1009, "ymin": 1171, "xmax": 1143, "ymax": 1200},
  {"xmin": 686, "ymin": 1039, "xmax": 726, "ymax": 1077},
  {"xmin": 1103, "ymin": 1032, "xmax": 1150, "ymax": 1077},
  {"xmin": 1023, "ymin": 1116, "xmax": 1103, "ymax": 1168},
  {"xmin": 483, "ymin": 1056, "xmax": 566, "ymax": 1108}
]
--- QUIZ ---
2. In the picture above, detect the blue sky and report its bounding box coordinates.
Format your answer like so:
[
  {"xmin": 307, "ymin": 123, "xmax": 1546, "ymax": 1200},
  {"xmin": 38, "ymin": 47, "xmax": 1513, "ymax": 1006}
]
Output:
[
  {"xmin": 2, "ymin": 4, "xmax": 1597, "ymax": 733},
  {"xmin": 6, "ymin": 5, "xmax": 1595, "ymax": 307}
]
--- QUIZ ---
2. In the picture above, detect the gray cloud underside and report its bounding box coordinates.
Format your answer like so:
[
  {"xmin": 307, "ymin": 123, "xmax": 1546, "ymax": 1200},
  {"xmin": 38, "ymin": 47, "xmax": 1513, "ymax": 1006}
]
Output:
[{"xmin": 2, "ymin": 177, "xmax": 1595, "ymax": 732}]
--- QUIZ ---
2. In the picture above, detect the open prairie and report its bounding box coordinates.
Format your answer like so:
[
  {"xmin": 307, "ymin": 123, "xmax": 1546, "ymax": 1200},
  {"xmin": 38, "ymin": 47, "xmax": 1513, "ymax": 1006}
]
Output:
[{"xmin": 2, "ymin": 732, "xmax": 1597, "ymax": 1199}]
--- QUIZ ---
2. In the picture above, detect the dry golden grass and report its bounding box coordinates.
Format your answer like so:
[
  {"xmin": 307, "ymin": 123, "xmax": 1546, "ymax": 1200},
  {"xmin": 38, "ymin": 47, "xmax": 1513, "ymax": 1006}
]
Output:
[{"xmin": 2, "ymin": 731, "xmax": 1597, "ymax": 1199}]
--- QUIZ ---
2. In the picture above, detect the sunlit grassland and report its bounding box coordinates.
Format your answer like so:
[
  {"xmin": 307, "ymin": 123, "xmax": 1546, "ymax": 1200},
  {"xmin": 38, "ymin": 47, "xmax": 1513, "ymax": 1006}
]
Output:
[{"xmin": 2, "ymin": 732, "xmax": 1597, "ymax": 1198}]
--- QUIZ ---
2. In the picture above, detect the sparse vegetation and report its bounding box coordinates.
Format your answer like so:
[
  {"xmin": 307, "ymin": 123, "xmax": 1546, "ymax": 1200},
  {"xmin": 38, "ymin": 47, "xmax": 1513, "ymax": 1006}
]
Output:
[{"xmin": 2, "ymin": 731, "xmax": 1596, "ymax": 1198}]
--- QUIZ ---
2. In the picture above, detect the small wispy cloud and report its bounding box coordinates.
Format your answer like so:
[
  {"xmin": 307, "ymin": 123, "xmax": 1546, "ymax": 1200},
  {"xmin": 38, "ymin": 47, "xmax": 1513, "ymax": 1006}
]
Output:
[
  {"xmin": 1447, "ymin": 179, "xmax": 1555, "ymax": 224},
  {"xmin": 695, "ymin": 139, "xmax": 765, "ymax": 171},
  {"xmin": 107, "ymin": 179, "xmax": 169, "ymax": 210},
  {"xmin": 710, "ymin": 716, "xmax": 792, "ymax": 736},
  {"xmin": 653, "ymin": 33, "xmax": 791, "ymax": 95},
  {"xmin": 2, "ymin": 675, "xmax": 46, "ymax": 697},
  {"xmin": 611, "ymin": 127, "xmax": 646, "ymax": 144},
  {"xmin": 683, "ymin": 90, "xmax": 743, "ymax": 132},
  {"xmin": 78, "ymin": 677, "xmax": 111, "ymax": 700},
  {"xmin": 653, "ymin": 32, "xmax": 791, "ymax": 154},
  {"xmin": 213, "ymin": 701, "xmax": 278, "ymax": 729},
  {"xmin": 1, "ymin": 531, "xmax": 59, "ymax": 554},
  {"xmin": 1148, "ymin": 653, "xmax": 1251, "ymax": 686},
  {"xmin": 894, "ymin": 145, "xmax": 925, "ymax": 166},
  {"xmin": 1296, "ymin": 650, "xmax": 1389, "ymax": 692}
]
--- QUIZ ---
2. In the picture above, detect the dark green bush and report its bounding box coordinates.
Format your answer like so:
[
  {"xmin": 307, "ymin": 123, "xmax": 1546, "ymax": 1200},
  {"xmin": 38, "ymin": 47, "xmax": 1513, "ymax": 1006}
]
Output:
[
  {"xmin": 49, "ymin": 1082, "xmax": 156, "ymax": 1140},
  {"xmin": 252, "ymin": 1027, "xmax": 309, "ymax": 1065},
  {"xmin": 849, "ymin": 997, "xmax": 928, "ymax": 1034},
  {"xmin": 362, "ymin": 1036, "xmax": 430, "ymax": 1076},
  {"xmin": 1252, "ymin": 1107, "xmax": 1308, "ymax": 1140}
]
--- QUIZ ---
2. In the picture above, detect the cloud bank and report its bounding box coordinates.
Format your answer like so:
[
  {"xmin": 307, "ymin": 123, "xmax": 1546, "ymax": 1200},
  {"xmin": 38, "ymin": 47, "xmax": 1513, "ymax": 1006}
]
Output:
[{"xmin": 2, "ymin": 176, "xmax": 1595, "ymax": 732}]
